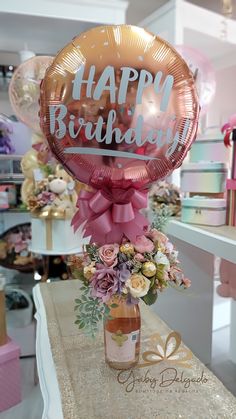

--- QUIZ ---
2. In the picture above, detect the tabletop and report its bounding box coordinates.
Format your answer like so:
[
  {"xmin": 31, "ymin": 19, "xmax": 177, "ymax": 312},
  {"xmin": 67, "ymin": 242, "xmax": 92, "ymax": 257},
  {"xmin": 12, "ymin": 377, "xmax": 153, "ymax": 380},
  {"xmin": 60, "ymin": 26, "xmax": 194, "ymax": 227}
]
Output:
[
  {"xmin": 167, "ymin": 219, "xmax": 236, "ymax": 263},
  {"xmin": 33, "ymin": 280, "xmax": 236, "ymax": 419}
]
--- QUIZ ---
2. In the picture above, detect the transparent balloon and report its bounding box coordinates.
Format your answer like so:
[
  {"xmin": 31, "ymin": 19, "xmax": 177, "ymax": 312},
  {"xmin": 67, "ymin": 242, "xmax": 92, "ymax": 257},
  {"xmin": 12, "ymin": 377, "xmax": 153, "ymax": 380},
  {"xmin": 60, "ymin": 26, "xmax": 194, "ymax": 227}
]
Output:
[
  {"xmin": 9, "ymin": 56, "xmax": 54, "ymax": 132},
  {"xmin": 176, "ymin": 45, "xmax": 216, "ymax": 116}
]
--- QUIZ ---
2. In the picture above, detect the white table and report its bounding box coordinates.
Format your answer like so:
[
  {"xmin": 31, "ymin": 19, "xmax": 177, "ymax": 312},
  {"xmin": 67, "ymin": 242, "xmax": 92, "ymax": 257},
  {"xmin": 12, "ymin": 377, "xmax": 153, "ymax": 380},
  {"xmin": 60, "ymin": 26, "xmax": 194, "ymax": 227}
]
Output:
[
  {"xmin": 33, "ymin": 280, "xmax": 236, "ymax": 418},
  {"xmin": 33, "ymin": 285, "xmax": 63, "ymax": 419},
  {"xmin": 154, "ymin": 219, "xmax": 236, "ymax": 365}
]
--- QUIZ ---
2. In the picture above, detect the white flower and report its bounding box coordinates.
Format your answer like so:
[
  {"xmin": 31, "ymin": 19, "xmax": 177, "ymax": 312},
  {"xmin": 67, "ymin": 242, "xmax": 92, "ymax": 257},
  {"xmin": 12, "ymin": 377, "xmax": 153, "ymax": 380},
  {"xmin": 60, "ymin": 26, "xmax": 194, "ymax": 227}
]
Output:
[
  {"xmin": 125, "ymin": 273, "xmax": 150, "ymax": 298},
  {"xmin": 169, "ymin": 250, "xmax": 179, "ymax": 263},
  {"xmin": 84, "ymin": 262, "xmax": 96, "ymax": 280},
  {"xmin": 154, "ymin": 251, "xmax": 170, "ymax": 268}
]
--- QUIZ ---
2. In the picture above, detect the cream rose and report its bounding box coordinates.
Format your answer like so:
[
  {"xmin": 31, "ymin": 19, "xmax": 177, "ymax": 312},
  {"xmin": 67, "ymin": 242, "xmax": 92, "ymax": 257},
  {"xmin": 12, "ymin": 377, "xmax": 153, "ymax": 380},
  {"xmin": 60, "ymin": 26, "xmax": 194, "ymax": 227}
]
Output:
[{"xmin": 125, "ymin": 273, "xmax": 150, "ymax": 298}]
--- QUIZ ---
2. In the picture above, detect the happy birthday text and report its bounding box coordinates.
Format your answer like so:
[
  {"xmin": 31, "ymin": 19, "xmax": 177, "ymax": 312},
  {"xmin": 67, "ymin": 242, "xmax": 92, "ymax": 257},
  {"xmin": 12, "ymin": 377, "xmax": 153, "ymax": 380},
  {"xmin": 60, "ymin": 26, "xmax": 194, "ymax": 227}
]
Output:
[{"xmin": 48, "ymin": 65, "xmax": 190, "ymax": 158}]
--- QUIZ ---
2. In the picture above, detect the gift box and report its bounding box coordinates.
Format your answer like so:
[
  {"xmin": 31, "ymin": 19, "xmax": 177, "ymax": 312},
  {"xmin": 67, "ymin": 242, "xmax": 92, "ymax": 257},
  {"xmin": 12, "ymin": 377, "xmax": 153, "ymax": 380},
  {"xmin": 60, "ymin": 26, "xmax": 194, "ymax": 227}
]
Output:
[
  {"xmin": 31, "ymin": 208, "xmax": 84, "ymax": 253},
  {"xmin": 0, "ymin": 288, "xmax": 7, "ymax": 346},
  {"xmin": 226, "ymin": 179, "xmax": 236, "ymax": 226},
  {"xmin": 181, "ymin": 196, "xmax": 226, "ymax": 226},
  {"xmin": 190, "ymin": 129, "xmax": 231, "ymax": 164},
  {"xmin": 181, "ymin": 162, "xmax": 228, "ymax": 193},
  {"xmin": 0, "ymin": 190, "xmax": 9, "ymax": 210},
  {"xmin": 0, "ymin": 184, "xmax": 17, "ymax": 207},
  {"xmin": 0, "ymin": 339, "xmax": 21, "ymax": 412}
]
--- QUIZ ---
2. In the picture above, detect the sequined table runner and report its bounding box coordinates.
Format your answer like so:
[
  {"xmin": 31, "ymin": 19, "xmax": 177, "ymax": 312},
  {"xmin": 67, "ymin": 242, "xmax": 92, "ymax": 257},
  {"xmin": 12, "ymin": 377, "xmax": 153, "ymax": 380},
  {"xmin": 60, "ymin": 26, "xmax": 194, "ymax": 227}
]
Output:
[{"xmin": 38, "ymin": 280, "xmax": 236, "ymax": 419}]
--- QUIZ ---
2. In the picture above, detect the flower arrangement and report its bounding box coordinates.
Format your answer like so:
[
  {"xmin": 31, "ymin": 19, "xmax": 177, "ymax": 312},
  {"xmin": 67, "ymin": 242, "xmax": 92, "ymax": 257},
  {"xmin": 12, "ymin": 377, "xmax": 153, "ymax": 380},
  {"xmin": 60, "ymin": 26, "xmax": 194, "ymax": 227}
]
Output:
[
  {"xmin": 25, "ymin": 165, "xmax": 77, "ymax": 214},
  {"xmin": 73, "ymin": 228, "xmax": 190, "ymax": 337},
  {"xmin": 27, "ymin": 181, "xmax": 56, "ymax": 212},
  {"xmin": 0, "ymin": 223, "xmax": 33, "ymax": 270},
  {"xmin": 149, "ymin": 181, "xmax": 181, "ymax": 216}
]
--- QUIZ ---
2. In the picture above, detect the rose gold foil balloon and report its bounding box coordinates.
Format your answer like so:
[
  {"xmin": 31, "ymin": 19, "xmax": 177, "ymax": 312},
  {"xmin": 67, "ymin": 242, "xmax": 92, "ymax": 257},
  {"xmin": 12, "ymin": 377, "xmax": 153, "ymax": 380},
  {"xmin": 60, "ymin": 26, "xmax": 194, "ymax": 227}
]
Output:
[
  {"xmin": 9, "ymin": 56, "xmax": 54, "ymax": 133},
  {"xmin": 40, "ymin": 25, "xmax": 199, "ymax": 188}
]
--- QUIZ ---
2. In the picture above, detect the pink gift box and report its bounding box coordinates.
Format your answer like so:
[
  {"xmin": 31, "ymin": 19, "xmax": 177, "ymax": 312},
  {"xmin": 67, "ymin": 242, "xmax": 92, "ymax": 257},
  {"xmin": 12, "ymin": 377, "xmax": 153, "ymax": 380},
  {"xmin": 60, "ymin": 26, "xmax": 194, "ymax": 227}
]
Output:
[
  {"xmin": 226, "ymin": 179, "xmax": 236, "ymax": 226},
  {"xmin": 0, "ymin": 339, "xmax": 21, "ymax": 412}
]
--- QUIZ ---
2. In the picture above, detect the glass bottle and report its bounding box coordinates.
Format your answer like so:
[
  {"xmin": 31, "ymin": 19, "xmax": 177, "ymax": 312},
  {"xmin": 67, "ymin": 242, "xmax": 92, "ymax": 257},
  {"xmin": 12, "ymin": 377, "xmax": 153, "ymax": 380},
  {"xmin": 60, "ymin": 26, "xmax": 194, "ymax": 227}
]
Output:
[{"xmin": 104, "ymin": 296, "xmax": 141, "ymax": 370}]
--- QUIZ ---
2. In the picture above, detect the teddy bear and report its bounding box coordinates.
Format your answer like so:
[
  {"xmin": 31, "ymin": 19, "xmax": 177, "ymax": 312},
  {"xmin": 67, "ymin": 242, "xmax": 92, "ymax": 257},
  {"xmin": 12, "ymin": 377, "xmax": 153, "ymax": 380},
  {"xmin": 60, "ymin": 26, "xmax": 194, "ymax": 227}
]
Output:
[{"xmin": 47, "ymin": 165, "xmax": 77, "ymax": 212}]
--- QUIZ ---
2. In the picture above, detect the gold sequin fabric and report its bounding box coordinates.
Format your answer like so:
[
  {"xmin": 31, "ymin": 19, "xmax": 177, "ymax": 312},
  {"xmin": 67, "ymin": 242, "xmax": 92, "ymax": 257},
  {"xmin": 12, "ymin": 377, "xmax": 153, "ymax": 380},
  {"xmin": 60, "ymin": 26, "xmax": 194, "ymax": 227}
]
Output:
[{"xmin": 39, "ymin": 281, "xmax": 236, "ymax": 419}]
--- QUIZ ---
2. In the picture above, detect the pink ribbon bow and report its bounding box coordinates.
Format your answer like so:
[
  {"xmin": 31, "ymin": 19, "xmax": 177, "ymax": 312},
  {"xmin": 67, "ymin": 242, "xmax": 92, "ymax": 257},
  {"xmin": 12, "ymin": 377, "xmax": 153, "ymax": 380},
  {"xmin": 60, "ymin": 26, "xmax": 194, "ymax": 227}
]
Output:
[
  {"xmin": 71, "ymin": 187, "xmax": 149, "ymax": 244},
  {"xmin": 32, "ymin": 141, "xmax": 52, "ymax": 163}
]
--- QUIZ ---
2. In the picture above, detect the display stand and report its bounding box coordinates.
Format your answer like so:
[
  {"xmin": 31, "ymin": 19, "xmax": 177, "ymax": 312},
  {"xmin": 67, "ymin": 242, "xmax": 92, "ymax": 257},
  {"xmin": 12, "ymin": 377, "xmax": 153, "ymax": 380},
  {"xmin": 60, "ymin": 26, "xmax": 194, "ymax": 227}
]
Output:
[
  {"xmin": 154, "ymin": 219, "xmax": 236, "ymax": 365},
  {"xmin": 29, "ymin": 246, "xmax": 83, "ymax": 282}
]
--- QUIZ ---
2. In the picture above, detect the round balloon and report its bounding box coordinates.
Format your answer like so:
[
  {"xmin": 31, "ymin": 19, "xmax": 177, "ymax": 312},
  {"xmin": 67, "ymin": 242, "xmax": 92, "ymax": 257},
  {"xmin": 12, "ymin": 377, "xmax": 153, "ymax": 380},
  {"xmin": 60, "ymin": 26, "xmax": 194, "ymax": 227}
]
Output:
[
  {"xmin": 40, "ymin": 25, "xmax": 199, "ymax": 188},
  {"xmin": 175, "ymin": 45, "xmax": 215, "ymax": 116},
  {"xmin": 21, "ymin": 149, "xmax": 41, "ymax": 179},
  {"xmin": 9, "ymin": 56, "xmax": 54, "ymax": 133}
]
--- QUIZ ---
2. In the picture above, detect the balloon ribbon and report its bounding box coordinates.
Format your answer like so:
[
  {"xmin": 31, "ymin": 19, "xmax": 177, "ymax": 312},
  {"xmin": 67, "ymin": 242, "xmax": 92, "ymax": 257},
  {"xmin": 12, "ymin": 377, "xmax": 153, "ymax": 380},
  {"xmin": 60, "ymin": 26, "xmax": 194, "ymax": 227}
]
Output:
[{"xmin": 71, "ymin": 188, "xmax": 149, "ymax": 244}]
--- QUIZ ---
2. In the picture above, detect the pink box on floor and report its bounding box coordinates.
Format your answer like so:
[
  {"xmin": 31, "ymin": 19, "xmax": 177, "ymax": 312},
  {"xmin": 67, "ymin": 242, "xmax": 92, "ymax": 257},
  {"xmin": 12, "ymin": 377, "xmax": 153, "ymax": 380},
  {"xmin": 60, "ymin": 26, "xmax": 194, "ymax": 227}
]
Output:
[{"xmin": 0, "ymin": 339, "xmax": 21, "ymax": 412}]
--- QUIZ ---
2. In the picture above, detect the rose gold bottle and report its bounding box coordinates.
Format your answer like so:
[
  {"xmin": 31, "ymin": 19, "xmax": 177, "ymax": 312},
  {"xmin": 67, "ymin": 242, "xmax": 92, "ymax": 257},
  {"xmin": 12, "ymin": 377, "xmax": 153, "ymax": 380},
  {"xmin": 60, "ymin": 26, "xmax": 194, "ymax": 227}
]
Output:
[{"xmin": 104, "ymin": 297, "xmax": 141, "ymax": 370}]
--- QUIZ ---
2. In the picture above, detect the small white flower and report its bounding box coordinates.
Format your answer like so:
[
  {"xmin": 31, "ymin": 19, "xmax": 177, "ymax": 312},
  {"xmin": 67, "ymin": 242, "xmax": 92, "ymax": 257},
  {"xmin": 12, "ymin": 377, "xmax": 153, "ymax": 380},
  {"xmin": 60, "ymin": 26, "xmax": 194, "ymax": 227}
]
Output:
[
  {"xmin": 84, "ymin": 262, "xmax": 96, "ymax": 280},
  {"xmin": 169, "ymin": 250, "xmax": 179, "ymax": 263},
  {"xmin": 154, "ymin": 251, "xmax": 170, "ymax": 268}
]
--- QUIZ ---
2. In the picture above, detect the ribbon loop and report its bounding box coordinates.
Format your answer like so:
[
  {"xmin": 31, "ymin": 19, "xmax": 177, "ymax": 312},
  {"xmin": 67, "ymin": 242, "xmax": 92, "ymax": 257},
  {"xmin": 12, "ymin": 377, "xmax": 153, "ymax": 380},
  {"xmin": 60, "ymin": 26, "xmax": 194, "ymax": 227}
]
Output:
[
  {"xmin": 71, "ymin": 187, "xmax": 149, "ymax": 244},
  {"xmin": 112, "ymin": 203, "xmax": 134, "ymax": 223},
  {"xmin": 89, "ymin": 190, "xmax": 111, "ymax": 214}
]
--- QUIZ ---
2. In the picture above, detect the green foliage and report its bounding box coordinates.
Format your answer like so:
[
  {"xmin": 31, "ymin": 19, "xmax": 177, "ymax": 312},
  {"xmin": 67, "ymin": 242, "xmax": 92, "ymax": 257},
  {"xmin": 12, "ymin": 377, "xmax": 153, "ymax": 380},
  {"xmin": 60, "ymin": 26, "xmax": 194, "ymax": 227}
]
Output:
[
  {"xmin": 156, "ymin": 264, "xmax": 165, "ymax": 280},
  {"xmin": 151, "ymin": 205, "xmax": 172, "ymax": 233},
  {"xmin": 142, "ymin": 288, "xmax": 158, "ymax": 305},
  {"xmin": 118, "ymin": 252, "xmax": 129, "ymax": 264},
  {"xmin": 39, "ymin": 163, "xmax": 54, "ymax": 177},
  {"xmin": 74, "ymin": 286, "xmax": 111, "ymax": 338},
  {"xmin": 86, "ymin": 244, "xmax": 100, "ymax": 263},
  {"xmin": 131, "ymin": 260, "xmax": 142, "ymax": 273}
]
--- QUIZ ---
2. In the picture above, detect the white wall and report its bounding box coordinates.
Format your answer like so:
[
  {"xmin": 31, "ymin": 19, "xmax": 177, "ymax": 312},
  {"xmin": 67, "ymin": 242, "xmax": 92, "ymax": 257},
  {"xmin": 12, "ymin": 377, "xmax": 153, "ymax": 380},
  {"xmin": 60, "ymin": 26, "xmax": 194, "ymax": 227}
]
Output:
[
  {"xmin": 0, "ymin": 90, "xmax": 14, "ymax": 116},
  {"xmin": 207, "ymin": 64, "xmax": 236, "ymax": 128}
]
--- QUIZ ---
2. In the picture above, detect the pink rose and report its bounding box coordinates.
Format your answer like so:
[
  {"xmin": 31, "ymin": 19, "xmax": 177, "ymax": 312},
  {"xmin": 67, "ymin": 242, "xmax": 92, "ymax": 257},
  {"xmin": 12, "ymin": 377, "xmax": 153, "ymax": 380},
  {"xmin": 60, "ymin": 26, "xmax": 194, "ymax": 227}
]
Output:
[
  {"xmin": 169, "ymin": 266, "xmax": 183, "ymax": 283},
  {"xmin": 98, "ymin": 244, "xmax": 119, "ymax": 267},
  {"xmin": 148, "ymin": 229, "xmax": 168, "ymax": 247},
  {"xmin": 134, "ymin": 235, "xmax": 154, "ymax": 254},
  {"xmin": 134, "ymin": 253, "xmax": 146, "ymax": 262},
  {"xmin": 182, "ymin": 278, "xmax": 191, "ymax": 288}
]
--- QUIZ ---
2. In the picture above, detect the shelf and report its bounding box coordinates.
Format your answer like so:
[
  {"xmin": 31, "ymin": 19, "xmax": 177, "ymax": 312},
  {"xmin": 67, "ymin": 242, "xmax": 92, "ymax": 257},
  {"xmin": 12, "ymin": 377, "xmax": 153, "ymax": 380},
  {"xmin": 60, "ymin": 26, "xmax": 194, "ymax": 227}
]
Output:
[
  {"xmin": 0, "ymin": 175, "xmax": 24, "ymax": 183},
  {"xmin": 0, "ymin": 208, "xmax": 28, "ymax": 213},
  {"xmin": 0, "ymin": 0, "xmax": 128, "ymax": 55},
  {"xmin": 140, "ymin": 0, "xmax": 236, "ymax": 70},
  {"xmin": 167, "ymin": 218, "xmax": 236, "ymax": 263},
  {"xmin": 0, "ymin": 155, "xmax": 23, "ymax": 160}
]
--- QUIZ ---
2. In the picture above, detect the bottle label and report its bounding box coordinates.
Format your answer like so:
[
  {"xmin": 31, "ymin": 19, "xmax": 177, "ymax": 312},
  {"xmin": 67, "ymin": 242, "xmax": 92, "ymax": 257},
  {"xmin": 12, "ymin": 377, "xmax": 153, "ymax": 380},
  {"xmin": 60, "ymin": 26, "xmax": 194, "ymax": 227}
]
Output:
[{"xmin": 105, "ymin": 329, "xmax": 139, "ymax": 363}]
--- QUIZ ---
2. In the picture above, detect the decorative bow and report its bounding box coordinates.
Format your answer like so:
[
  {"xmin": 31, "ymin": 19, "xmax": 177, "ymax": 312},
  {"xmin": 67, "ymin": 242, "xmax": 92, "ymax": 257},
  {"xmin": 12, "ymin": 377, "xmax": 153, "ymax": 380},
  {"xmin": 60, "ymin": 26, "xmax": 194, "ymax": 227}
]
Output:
[
  {"xmin": 221, "ymin": 113, "xmax": 236, "ymax": 147},
  {"xmin": 71, "ymin": 187, "xmax": 149, "ymax": 244},
  {"xmin": 32, "ymin": 141, "xmax": 52, "ymax": 163},
  {"xmin": 137, "ymin": 332, "xmax": 192, "ymax": 369}
]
